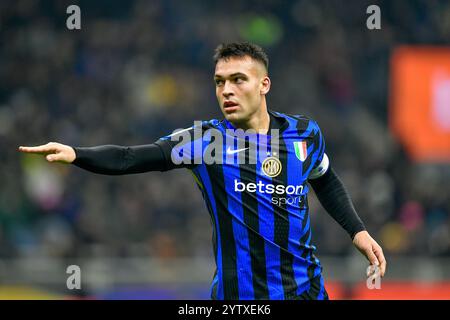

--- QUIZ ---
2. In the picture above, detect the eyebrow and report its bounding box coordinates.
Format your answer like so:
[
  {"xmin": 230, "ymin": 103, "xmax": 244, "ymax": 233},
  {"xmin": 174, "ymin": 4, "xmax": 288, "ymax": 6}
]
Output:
[{"xmin": 214, "ymin": 72, "xmax": 248, "ymax": 79}]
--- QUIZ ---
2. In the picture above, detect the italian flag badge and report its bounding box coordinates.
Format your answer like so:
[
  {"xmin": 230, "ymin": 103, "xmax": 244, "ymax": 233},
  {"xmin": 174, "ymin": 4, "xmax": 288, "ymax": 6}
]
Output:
[{"xmin": 294, "ymin": 141, "xmax": 308, "ymax": 162}]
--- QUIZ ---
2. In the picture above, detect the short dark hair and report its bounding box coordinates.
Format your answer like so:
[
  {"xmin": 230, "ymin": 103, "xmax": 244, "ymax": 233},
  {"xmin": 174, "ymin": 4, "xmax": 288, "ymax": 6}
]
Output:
[{"xmin": 213, "ymin": 42, "xmax": 269, "ymax": 73}]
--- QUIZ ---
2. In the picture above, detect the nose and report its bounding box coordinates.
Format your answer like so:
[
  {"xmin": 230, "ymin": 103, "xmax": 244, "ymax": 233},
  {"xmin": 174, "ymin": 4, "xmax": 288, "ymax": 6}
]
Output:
[{"xmin": 222, "ymin": 81, "xmax": 234, "ymax": 98}]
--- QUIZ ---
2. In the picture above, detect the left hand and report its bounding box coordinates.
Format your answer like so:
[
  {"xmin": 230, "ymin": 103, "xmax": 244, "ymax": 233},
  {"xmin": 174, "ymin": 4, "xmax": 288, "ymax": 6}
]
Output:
[{"xmin": 353, "ymin": 230, "xmax": 386, "ymax": 277}]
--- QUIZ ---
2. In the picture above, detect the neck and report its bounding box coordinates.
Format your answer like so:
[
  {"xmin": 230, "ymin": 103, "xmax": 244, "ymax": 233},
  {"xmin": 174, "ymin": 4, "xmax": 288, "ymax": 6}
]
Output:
[{"xmin": 231, "ymin": 105, "xmax": 270, "ymax": 134}]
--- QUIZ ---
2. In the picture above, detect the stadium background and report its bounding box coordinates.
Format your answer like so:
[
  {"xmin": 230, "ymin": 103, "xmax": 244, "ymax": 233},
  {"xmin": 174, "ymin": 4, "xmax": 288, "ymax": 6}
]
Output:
[{"xmin": 1, "ymin": 0, "xmax": 450, "ymax": 299}]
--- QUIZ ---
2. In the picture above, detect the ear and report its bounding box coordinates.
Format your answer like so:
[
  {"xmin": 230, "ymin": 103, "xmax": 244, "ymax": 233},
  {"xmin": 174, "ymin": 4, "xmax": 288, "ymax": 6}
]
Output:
[{"xmin": 260, "ymin": 76, "xmax": 271, "ymax": 95}]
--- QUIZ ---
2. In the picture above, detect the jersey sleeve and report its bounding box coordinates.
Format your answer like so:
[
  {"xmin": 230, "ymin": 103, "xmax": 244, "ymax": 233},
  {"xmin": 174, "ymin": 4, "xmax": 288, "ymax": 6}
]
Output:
[
  {"xmin": 154, "ymin": 121, "xmax": 212, "ymax": 171},
  {"xmin": 72, "ymin": 143, "xmax": 169, "ymax": 174},
  {"xmin": 308, "ymin": 121, "xmax": 330, "ymax": 180}
]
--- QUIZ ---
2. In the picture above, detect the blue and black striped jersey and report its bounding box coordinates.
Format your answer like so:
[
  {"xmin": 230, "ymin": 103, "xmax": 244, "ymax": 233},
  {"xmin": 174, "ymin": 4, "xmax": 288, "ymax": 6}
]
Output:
[{"xmin": 155, "ymin": 109, "xmax": 330, "ymax": 300}]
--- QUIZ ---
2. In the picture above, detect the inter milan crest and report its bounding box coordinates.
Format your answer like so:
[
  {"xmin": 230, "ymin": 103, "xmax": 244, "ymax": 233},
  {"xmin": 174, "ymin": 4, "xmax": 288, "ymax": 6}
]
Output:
[
  {"xmin": 294, "ymin": 141, "xmax": 308, "ymax": 162},
  {"xmin": 262, "ymin": 156, "xmax": 282, "ymax": 177}
]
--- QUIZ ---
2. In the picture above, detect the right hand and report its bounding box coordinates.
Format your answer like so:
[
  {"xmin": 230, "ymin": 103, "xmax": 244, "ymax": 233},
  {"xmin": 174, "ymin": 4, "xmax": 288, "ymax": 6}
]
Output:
[{"xmin": 18, "ymin": 142, "xmax": 76, "ymax": 164}]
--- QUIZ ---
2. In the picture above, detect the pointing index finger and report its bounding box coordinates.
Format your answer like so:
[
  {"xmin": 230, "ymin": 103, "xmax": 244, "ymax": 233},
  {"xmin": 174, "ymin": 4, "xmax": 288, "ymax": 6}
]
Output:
[{"xmin": 18, "ymin": 145, "xmax": 54, "ymax": 154}]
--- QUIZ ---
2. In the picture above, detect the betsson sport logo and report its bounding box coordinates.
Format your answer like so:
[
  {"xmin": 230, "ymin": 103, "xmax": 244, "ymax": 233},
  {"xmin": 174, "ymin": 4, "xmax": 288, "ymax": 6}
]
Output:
[
  {"xmin": 234, "ymin": 179, "xmax": 306, "ymax": 207},
  {"xmin": 234, "ymin": 155, "xmax": 306, "ymax": 208}
]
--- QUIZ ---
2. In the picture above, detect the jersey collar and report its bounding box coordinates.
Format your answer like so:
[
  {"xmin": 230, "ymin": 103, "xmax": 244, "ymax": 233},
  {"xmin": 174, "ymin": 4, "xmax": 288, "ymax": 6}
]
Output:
[{"xmin": 223, "ymin": 109, "xmax": 289, "ymax": 134}]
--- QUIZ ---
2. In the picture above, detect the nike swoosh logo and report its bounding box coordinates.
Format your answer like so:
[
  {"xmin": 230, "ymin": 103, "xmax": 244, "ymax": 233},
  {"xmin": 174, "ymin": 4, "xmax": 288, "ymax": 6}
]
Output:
[{"xmin": 226, "ymin": 147, "xmax": 248, "ymax": 155}]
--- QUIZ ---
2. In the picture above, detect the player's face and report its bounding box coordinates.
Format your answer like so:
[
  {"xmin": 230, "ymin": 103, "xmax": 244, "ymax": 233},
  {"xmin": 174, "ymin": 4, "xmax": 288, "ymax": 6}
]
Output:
[{"xmin": 214, "ymin": 56, "xmax": 270, "ymax": 125}]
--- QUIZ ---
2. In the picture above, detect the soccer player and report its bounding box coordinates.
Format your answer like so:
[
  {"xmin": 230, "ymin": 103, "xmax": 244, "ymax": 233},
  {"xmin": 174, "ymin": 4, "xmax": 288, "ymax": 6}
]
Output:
[{"xmin": 19, "ymin": 42, "xmax": 386, "ymax": 300}]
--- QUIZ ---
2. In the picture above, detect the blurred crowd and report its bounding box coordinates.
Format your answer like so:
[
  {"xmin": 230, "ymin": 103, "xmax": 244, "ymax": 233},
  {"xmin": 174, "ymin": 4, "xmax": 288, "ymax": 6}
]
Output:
[{"xmin": 1, "ymin": 0, "xmax": 449, "ymax": 262}]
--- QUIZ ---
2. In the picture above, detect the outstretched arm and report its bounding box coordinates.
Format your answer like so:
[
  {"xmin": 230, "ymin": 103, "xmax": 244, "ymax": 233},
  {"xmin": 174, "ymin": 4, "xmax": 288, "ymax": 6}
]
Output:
[
  {"xmin": 309, "ymin": 167, "xmax": 386, "ymax": 277},
  {"xmin": 18, "ymin": 142, "xmax": 170, "ymax": 175}
]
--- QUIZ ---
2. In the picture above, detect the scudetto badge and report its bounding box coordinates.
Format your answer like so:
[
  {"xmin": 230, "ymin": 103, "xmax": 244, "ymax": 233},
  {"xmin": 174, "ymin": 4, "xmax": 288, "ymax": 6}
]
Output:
[{"xmin": 262, "ymin": 156, "xmax": 282, "ymax": 178}]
